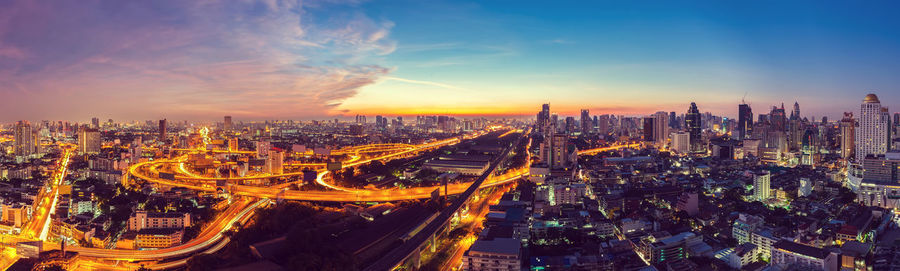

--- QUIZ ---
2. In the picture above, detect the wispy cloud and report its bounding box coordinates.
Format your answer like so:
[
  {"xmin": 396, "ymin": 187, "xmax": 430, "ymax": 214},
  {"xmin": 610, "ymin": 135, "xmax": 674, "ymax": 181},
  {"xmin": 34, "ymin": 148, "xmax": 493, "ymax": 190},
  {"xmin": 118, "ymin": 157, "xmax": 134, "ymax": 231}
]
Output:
[
  {"xmin": 0, "ymin": 0, "xmax": 395, "ymax": 121},
  {"xmin": 383, "ymin": 76, "xmax": 466, "ymax": 90}
]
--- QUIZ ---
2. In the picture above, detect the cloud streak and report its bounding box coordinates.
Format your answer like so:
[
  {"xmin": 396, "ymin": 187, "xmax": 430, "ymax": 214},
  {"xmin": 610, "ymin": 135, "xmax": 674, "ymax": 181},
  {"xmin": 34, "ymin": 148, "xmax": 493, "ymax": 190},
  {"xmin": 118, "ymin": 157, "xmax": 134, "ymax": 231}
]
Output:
[{"xmin": 0, "ymin": 0, "xmax": 395, "ymax": 121}]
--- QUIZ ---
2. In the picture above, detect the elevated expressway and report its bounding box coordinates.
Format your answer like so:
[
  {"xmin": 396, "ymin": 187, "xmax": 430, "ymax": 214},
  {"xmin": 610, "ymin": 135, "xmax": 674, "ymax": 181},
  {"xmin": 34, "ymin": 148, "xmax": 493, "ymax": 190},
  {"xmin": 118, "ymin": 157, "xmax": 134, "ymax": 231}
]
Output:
[{"xmin": 63, "ymin": 131, "xmax": 638, "ymax": 269}]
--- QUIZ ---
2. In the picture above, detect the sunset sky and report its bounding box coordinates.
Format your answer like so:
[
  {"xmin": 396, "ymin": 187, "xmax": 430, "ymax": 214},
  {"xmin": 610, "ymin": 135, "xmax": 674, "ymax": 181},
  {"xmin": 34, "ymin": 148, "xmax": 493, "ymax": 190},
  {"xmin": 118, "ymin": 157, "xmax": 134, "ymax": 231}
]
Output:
[{"xmin": 2, "ymin": 0, "xmax": 900, "ymax": 122}]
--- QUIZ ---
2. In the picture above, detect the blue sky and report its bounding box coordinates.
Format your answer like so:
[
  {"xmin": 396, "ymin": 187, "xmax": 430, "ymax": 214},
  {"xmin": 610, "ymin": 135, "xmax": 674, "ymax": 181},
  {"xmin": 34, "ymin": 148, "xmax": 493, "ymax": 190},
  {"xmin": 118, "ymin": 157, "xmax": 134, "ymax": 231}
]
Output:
[{"xmin": 1, "ymin": 0, "xmax": 899, "ymax": 121}]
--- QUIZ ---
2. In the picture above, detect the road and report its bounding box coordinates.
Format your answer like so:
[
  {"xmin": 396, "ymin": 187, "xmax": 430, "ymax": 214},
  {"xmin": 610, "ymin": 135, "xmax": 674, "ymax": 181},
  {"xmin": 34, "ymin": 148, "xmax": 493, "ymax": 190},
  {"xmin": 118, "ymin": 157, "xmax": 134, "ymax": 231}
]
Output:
[
  {"xmin": 0, "ymin": 144, "xmax": 74, "ymax": 270},
  {"xmin": 46, "ymin": 130, "xmax": 638, "ymax": 269}
]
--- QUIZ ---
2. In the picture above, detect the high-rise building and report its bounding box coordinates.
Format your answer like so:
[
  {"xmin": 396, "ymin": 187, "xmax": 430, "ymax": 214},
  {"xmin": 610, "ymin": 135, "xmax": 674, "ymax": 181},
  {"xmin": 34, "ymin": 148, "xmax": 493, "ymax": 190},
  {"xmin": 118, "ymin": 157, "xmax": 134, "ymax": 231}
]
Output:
[
  {"xmin": 267, "ymin": 151, "xmax": 284, "ymax": 175},
  {"xmin": 643, "ymin": 118, "xmax": 655, "ymax": 142},
  {"xmin": 856, "ymin": 94, "xmax": 890, "ymax": 162},
  {"xmin": 580, "ymin": 109, "xmax": 591, "ymax": 133},
  {"xmin": 565, "ymin": 116, "xmax": 576, "ymax": 134},
  {"xmin": 224, "ymin": 116, "xmax": 233, "ymax": 131},
  {"xmin": 798, "ymin": 178, "xmax": 812, "ymax": 197},
  {"xmin": 550, "ymin": 133, "xmax": 572, "ymax": 169},
  {"xmin": 738, "ymin": 104, "xmax": 753, "ymax": 140},
  {"xmin": 597, "ymin": 115, "xmax": 609, "ymax": 135},
  {"xmin": 670, "ymin": 131, "xmax": 690, "ymax": 154},
  {"xmin": 14, "ymin": 121, "xmax": 34, "ymax": 157},
  {"xmin": 790, "ymin": 101, "xmax": 800, "ymax": 121},
  {"xmin": 79, "ymin": 128, "xmax": 101, "ymax": 154},
  {"xmin": 158, "ymin": 119, "xmax": 167, "ymax": 142},
  {"xmin": 653, "ymin": 111, "xmax": 668, "ymax": 147},
  {"xmin": 754, "ymin": 170, "xmax": 771, "ymax": 201},
  {"xmin": 840, "ymin": 112, "xmax": 856, "ymax": 160},
  {"xmin": 669, "ymin": 112, "xmax": 678, "ymax": 129},
  {"xmin": 770, "ymin": 104, "xmax": 787, "ymax": 131},
  {"xmin": 91, "ymin": 117, "xmax": 100, "ymax": 129},
  {"xmin": 685, "ymin": 102, "xmax": 704, "ymax": 153}
]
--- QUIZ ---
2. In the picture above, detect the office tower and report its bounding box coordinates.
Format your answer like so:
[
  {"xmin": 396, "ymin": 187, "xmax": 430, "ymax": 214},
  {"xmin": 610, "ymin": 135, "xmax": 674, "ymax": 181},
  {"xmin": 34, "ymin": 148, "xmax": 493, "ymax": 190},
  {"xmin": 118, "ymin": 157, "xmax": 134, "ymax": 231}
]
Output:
[
  {"xmin": 267, "ymin": 151, "xmax": 284, "ymax": 175},
  {"xmin": 653, "ymin": 111, "xmax": 668, "ymax": 147},
  {"xmin": 597, "ymin": 115, "xmax": 609, "ymax": 135},
  {"xmin": 738, "ymin": 104, "xmax": 753, "ymax": 139},
  {"xmin": 856, "ymin": 94, "xmax": 890, "ymax": 162},
  {"xmin": 770, "ymin": 104, "xmax": 787, "ymax": 131},
  {"xmin": 79, "ymin": 128, "xmax": 101, "ymax": 154},
  {"xmin": 790, "ymin": 102, "xmax": 800, "ymax": 121},
  {"xmin": 798, "ymin": 178, "xmax": 812, "ymax": 197},
  {"xmin": 91, "ymin": 117, "xmax": 100, "ymax": 129},
  {"xmin": 550, "ymin": 133, "xmax": 572, "ymax": 169},
  {"xmin": 536, "ymin": 104, "xmax": 551, "ymax": 134},
  {"xmin": 580, "ymin": 109, "xmax": 591, "ymax": 133},
  {"xmin": 840, "ymin": 112, "xmax": 856, "ymax": 160},
  {"xmin": 685, "ymin": 102, "xmax": 703, "ymax": 153},
  {"xmin": 669, "ymin": 112, "xmax": 677, "ymax": 129},
  {"xmin": 158, "ymin": 119, "xmax": 167, "ymax": 142},
  {"xmin": 355, "ymin": 115, "xmax": 367, "ymax": 124},
  {"xmin": 565, "ymin": 117, "xmax": 576, "ymax": 134},
  {"xmin": 224, "ymin": 116, "xmax": 233, "ymax": 131},
  {"xmin": 14, "ymin": 121, "xmax": 34, "ymax": 157},
  {"xmin": 670, "ymin": 132, "xmax": 690, "ymax": 154},
  {"xmin": 643, "ymin": 117, "xmax": 655, "ymax": 142},
  {"xmin": 753, "ymin": 170, "xmax": 771, "ymax": 201},
  {"xmin": 894, "ymin": 112, "xmax": 900, "ymax": 128}
]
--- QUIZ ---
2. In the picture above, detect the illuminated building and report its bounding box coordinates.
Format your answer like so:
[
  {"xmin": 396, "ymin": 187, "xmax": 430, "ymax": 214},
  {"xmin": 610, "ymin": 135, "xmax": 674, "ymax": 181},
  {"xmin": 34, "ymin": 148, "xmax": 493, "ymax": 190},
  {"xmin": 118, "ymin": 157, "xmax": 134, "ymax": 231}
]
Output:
[
  {"xmin": 770, "ymin": 103, "xmax": 787, "ymax": 131},
  {"xmin": 462, "ymin": 238, "xmax": 520, "ymax": 271},
  {"xmin": 771, "ymin": 240, "xmax": 838, "ymax": 271},
  {"xmin": 841, "ymin": 112, "xmax": 856, "ymax": 160},
  {"xmin": 643, "ymin": 117, "xmax": 655, "ymax": 142},
  {"xmin": 224, "ymin": 115, "xmax": 233, "ymax": 131},
  {"xmin": 685, "ymin": 102, "xmax": 704, "ymax": 153},
  {"xmin": 798, "ymin": 178, "xmax": 812, "ymax": 197},
  {"xmin": 653, "ymin": 111, "xmax": 669, "ymax": 147},
  {"xmin": 91, "ymin": 117, "xmax": 100, "ymax": 129},
  {"xmin": 127, "ymin": 211, "xmax": 191, "ymax": 231},
  {"xmin": 738, "ymin": 103, "xmax": 753, "ymax": 139},
  {"xmin": 1, "ymin": 203, "xmax": 31, "ymax": 228},
  {"xmin": 669, "ymin": 131, "xmax": 690, "ymax": 154},
  {"xmin": 14, "ymin": 120, "xmax": 36, "ymax": 157},
  {"xmin": 856, "ymin": 93, "xmax": 890, "ymax": 162},
  {"xmin": 158, "ymin": 119, "xmax": 167, "ymax": 142},
  {"xmin": 753, "ymin": 170, "xmax": 771, "ymax": 201},
  {"xmin": 636, "ymin": 231, "xmax": 702, "ymax": 264},
  {"xmin": 580, "ymin": 109, "xmax": 591, "ymax": 133},
  {"xmin": 549, "ymin": 133, "xmax": 574, "ymax": 169},
  {"xmin": 78, "ymin": 128, "xmax": 101, "ymax": 154},
  {"xmin": 267, "ymin": 151, "xmax": 284, "ymax": 174},
  {"xmin": 135, "ymin": 229, "xmax": 184, "ymax": 248},
  {"xmin": 732, "ymin": 213, "xmax": 763, "ymax": 245}
]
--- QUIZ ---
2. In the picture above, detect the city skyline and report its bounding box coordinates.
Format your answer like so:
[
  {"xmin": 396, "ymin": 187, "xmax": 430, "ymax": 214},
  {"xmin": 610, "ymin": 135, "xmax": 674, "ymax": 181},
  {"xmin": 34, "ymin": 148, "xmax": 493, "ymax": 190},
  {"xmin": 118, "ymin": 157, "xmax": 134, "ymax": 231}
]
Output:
[{"xmin": 3, "ymin": 1, "xmax": 900, "ymax": 121}]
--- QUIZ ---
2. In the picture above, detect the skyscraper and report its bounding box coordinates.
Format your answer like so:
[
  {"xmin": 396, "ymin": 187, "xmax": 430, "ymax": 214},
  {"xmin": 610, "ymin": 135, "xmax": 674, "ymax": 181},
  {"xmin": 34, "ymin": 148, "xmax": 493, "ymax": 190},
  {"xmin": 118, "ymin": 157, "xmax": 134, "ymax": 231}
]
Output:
[
  {"xmin": 653, "ymin": 111, "xmax": 668, "ymax": 147},
  {"xmin": 856, "ymin": 94, "xmax": 889, "ymax": 162},
  {"xmin": 580, "ymin": 109, "xmax": 591, "ymax": 134},
  {"xmin": 79, "ymin": 128, "xmax": 101, "ymax": 154},
  {"xmin": 754, "ymin": 170, "xmax": 771, "ymax": 201},
  {"xmin": 738, "ymin": 103, "xmax": 753, "ymax": 140},
  {"xmin": 770, "ymin": 104, "xmax": 787, "ymax": 131},
  {"xmin": 840, "ymin": 112, "xmax": 855, "ymax": 160},
  {"xmin": 224, "ymin": 116, "xmax": 233, "ymax": 131},
  {"xmin": 685, "ymin": 102, "xmax": 703, "ymax": 153},
  {"xmin": 642, "ymin": 117, "xmax": 655, "ymax": 142},
  {"xmin": 91, "ymin": 117, "xmax": 100, "ymax": 129},
  {"xmin": 14, "ymin": 121, "xmax": 34, "ymax": 157},
  {"xmin": 159, "ymin": 119, "xmax": 167, "ymax": 142},
  {"xmin": 790, "ymin": 101, "xmax": 800, "ymax": 121},
  {"xmin": 550, "ymin": 133, "xmax": 572, "ymax": 169}
]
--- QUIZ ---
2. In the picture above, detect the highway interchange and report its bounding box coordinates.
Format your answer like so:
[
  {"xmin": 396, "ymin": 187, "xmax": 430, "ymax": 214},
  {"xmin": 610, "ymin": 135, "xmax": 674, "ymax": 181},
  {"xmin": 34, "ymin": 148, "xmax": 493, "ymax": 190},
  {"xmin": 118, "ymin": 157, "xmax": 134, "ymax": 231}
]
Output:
[{"xmin": 1, "ymin": 129, "xmax": 638, "ymax": 270}]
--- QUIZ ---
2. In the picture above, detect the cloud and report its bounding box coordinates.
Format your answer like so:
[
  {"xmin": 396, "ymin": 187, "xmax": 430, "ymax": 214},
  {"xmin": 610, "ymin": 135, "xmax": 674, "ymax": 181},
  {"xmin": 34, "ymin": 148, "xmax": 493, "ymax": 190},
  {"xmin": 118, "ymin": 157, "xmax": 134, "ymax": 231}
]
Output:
[
  {"xmin": 0, "ymin": 0, "xmax": 395, "ymax": 121},
  {"xmin": 383, "ymin": 76, "xmax": 466, "ymax": 90}
]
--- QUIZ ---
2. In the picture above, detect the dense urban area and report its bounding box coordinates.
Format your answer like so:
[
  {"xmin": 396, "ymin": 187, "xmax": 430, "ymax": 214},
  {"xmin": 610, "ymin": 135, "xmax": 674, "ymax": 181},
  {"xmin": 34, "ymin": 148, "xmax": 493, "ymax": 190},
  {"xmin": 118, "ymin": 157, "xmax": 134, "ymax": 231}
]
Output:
[{"xmin": 0, "ymin": 94, "xmax": 899, "ymax": 271}]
